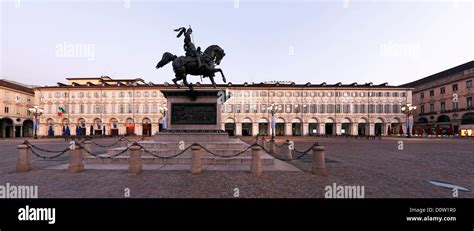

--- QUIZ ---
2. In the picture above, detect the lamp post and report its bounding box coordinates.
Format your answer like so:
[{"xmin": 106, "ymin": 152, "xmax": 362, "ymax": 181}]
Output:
[
  {"xmin": 28, "ymin": 106, "xmax": 44, "ymax": 139},
  {"xmin": 159, "ymin": 105, "xmax": 168, "ymax": 130},
  {"xmin": 267, "ymin": 103, "xmax": 281, "ymax": 141},
  {"xmin": 401, "ymin": 103, "xmax": 417, "ymax": 138}
]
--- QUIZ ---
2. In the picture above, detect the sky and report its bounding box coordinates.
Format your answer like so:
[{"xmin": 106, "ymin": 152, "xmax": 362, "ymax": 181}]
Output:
[{"xmin": 0, "ymin": 0, "xmax": 473, "ymax": 87}]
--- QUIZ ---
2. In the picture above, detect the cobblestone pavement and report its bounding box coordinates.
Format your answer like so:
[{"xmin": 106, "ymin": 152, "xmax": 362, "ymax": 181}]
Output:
[{"xmin": 0, "ymin": 136, "xmax": 472, "ymax": 198}]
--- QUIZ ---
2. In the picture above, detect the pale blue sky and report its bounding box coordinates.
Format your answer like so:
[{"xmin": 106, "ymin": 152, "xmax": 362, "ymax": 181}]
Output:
[{"xmin": 1, "ymin": 0, "xmax": 473, "ymax": 86}]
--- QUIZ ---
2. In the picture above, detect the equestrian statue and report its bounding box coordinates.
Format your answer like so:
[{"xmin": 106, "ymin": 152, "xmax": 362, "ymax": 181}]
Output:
[{"xmin": 156, "ymin": 26, "xmax": 226, "ymax": 89}]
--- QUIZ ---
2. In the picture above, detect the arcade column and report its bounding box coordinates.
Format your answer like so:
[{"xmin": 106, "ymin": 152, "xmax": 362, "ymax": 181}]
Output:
[
  {"xmin": 319, "ymin": 123, "xmax": 326, "ymax": 135},
  {"xmin": 369, "ymin": 123, "xmax": 375, "ymax": 136}
]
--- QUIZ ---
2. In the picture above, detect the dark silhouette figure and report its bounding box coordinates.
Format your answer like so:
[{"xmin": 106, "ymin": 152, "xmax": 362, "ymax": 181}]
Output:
[{"xmin": 156, "ymin": 26, "xmax": 226, "ymax": 89}]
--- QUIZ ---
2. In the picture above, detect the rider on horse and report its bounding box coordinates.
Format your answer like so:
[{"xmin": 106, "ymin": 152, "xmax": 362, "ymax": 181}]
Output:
[{"xmin": 175, "ymin": 27, "xmax": 203, "ymax": 70}]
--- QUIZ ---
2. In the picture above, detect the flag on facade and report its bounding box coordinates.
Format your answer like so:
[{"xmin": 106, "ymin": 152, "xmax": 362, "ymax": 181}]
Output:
[{"xmin": 58, "ymin": 105, "xmax": 65, "ymax": 117}]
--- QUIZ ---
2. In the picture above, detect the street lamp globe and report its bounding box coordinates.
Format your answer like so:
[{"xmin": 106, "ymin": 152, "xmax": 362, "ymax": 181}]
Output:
[{"xmin": 28, "ymin": 106, "xmax": 44, "ymax": 139}]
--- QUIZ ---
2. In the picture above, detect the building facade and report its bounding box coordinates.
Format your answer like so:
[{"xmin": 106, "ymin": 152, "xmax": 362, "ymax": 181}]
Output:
[
  {"xmin": 403, "ymin": 61, "xmax": 474, "ymax": 136},
  {"xmin": 0, "ymin": 80, "xmax": 35, "ymax": 138},
  {"xmin": 34, "ymin": 77, "xmax": 412, "ymax": 137}
]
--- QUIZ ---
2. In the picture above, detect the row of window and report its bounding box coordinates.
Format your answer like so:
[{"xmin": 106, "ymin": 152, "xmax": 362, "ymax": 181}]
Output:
[
  {"xmin": 43, "ymin": 91, "xmax": 163, "ymax": 99},
  {"xmin": 2, "ymin": 93, "xmax": 32, "ymax": 102},
  {"xmin": 42, "ymin": 90, "xmax": 408, "ymax": 99},
  {"xmin": 419, "ymin": 97, "xmax": 473, "ymax": 113},
  {"xmin": 44, "ymin": 104, "xmax": 161, "ymax": 115},
  {"xmin": 230, "ymin": 91, "xmax": 407, "ymax": 98},
  {"xmin": 224, "ymin": 104, "xmax": 402, "ymax": 114},
  {"xmin": 420, "ymin": 80, "xmax": 473, "ymax": 99}
]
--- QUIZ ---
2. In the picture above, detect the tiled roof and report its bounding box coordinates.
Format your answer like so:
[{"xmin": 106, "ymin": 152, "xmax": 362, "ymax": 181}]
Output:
[{"xmin": 0, "ymin": 79, "xmax": 34, "ymax": 94}]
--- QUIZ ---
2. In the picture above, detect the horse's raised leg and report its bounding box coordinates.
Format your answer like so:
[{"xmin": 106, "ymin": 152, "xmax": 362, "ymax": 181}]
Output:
[
  {"xmin": 214, "ymin": 68, "xmax": 226, "ymax": 83},
  {"xmin": 209, "ymin": 75, "xmax": 217, "ymax": 88}
]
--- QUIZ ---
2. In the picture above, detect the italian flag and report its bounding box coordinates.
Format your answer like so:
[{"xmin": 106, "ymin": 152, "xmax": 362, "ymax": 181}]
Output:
[{"xmin": 58, "ymin": 105, "xmax": 65, "ymax": 117}]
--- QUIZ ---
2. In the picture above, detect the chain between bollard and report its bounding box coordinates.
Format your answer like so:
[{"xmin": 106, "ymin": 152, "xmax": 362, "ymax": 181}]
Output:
[
  {"xmin": 134, "ymin": 142, "xmax": 193, "ymax": 159},
  {"xmin": 90, "ymin": 137, "xmax": 129, "ymax": 148},
  {"xmin": 78, "ymin": 142, "xmax": 131, "ymax": 159},
  {"xmin": 292, "ymin": 142, "xmax": 321, "ymax": 154},
  {"xmin": 22, "ymin": 140, "xmax": 71, "ymax": 159},
  {"xmin": 23, "ymin": 140, "xmax": 69, "ymax": 153},
  {"xmin": 262, "ymin": 141, "xmax": 321, "ymax": 161},
  {"xmin": 89, "ymin": 136, "xmax": 145, "ymax": 148},
  {"xmin": 194, "ymin": 143, "xmax": 256, "ymax": 158}
]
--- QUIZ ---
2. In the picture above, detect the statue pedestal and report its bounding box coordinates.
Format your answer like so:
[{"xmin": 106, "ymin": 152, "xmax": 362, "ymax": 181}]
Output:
[{"xmin": 155, "ymin": 89, "xmax": 228, "ymax": 142}]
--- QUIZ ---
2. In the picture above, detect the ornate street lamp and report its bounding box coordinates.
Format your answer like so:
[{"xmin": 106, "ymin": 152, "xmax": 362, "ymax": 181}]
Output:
[
  {"xmin": 28, "ymin": 106, "xmax": 44, "ymax": 139},
  {"xmin": 159, "ymin": 105, "xmax": 168, "ymax": 130},
  {"xmin": 401, "ymin": 103, "xmax": 417, "ymax": 138},
  {"xmin": 267, "ymin": 103, "xmax": 281, "ymax": 141}
]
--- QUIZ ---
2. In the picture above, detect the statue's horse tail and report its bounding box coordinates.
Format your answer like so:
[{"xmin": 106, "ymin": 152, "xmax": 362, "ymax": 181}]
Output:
[{"xmin": 156, "ymin": 52, "xmax": 177, "ymax": 69}]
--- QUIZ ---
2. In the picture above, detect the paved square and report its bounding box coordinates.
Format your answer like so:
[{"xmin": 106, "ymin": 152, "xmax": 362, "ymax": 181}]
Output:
[{"xmin": 0, "ymin": 137, "xmax": 472, "ymax": 198}]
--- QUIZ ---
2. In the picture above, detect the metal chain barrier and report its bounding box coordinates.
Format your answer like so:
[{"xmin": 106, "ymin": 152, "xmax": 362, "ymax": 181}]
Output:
[
  {"xmin": 291, "ymin": 142, "xmax": 321, "ymax": 160},
  {"xmin": 81, "ymin": 144, "xmax": 131, "ymax": 159},
  {"xmin": 21, "ymin": 138, "xmax": 320, "ymax": 162},
  {"xmin": 251, "ymin": 143, "xmax": 289, "ymax": 161},
  {"xmin": 89, "ymin": 136, "xmax": 146, "ymax": 148},
  {"xmin": 194, "ymin": 143, "xmax": 257, "ymax": 158},
  {"xmin": 23, "ymin": 140, "xmax": 69, "ymax": 153},
  {"xmin": 263, "ymin": 140, "xmax": 321, "ymax": 161},
  {"xmin": 22, "ymin": 140, "xmax": 71, "ymax": 159},
  {"xmin": 134, "ymin": 142, "xmax": 194, "ymax": 159},
  {"xmin": 90, "ymin": 137, "xmax": 128, "ymax": 148}
]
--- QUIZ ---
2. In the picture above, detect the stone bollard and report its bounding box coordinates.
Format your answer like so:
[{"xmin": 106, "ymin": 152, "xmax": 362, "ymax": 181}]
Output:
[
  {"xmin": 251, "ymin": 146, "xmax": 262, "ymax": 176},
  {"xmin": 128, "ymin": 145, "xmax": 142, "ymax": 175},
  {"xmin": 83, "ymin": 140, "xmax": 92, "ymax": 158},
  {"xmin": 312, "ymin": 145, "xmax": 326, "ymax": 176},
  {"xmin": 269, "ymin": 140, "xmax": 275, "ymax": 154},
  {"xmin": 284, "ymin": 143, "xmax": 293, "ymax": 161},
  {"xmin": 261, "ymin": 137, "xmax": 267, "ymax": 151},
  {"xmin": 191, "ymin": 145, "xmax": 202, "ymax": 175},
  {"xmin": 16, "ymin": 144, "xmax": 32, "ymax": 173},
  {"xmin": 68, "ymin": 142, "xmax": 84, "ymax": 173}
]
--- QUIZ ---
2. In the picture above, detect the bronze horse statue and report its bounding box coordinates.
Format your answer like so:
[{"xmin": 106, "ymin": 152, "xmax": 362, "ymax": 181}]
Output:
[{"xmin": 156, "ymin": 45, "xmax": 226, "ymax": 89}]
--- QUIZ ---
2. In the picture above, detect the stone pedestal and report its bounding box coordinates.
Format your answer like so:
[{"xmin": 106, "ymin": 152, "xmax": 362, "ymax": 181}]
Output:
[
  {"xmin": 162, "ymin": 89, "xmax": 222, "ymax": 131},
  {"xmin": 155, "ymin": 89, "xmax": 229, "ymax": 143}
]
